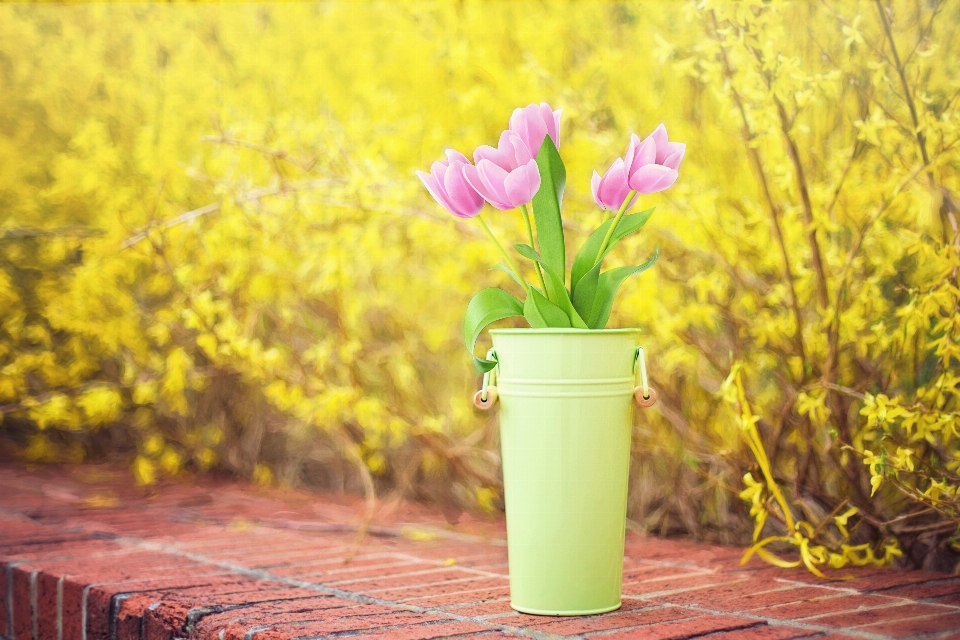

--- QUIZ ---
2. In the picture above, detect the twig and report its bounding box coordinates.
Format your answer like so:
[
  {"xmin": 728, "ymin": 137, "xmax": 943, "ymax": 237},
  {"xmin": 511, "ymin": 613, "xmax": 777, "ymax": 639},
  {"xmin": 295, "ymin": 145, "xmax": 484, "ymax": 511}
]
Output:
[
  {"xmin": 708, "ymin": 10, "xmax": 808, "ymax": 369},
  {"xmin": 0, "ymin": 227, "xmax": 105, "ymax": 241},
  {"xmin": 201, "ymin": 135, "xmax": 318, "ymax": 171},
  {"xmin": 120, "ymin": 180, "xmax": 330, "ymax": 249}
]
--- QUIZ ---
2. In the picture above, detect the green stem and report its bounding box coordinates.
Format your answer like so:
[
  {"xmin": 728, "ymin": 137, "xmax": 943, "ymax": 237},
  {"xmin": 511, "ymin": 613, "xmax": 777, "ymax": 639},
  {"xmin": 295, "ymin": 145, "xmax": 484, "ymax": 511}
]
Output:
[
  {"xmin": 594, "ymin": 190, "xmax": 637, "ymax": 266},
  {"xmin": 477, "ymin": 215, "xmax": 530, "ymax": 294},
  {"xmin": 520, "ymin": 204, "xmax": 548, "ymax": 294}
]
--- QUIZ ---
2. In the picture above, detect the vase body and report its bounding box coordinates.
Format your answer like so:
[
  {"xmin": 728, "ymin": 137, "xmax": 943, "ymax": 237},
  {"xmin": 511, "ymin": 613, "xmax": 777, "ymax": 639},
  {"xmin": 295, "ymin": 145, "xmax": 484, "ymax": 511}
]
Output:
[{"xmin": 490, "ymin": 328, "xmax": 639, "ymax": 616}]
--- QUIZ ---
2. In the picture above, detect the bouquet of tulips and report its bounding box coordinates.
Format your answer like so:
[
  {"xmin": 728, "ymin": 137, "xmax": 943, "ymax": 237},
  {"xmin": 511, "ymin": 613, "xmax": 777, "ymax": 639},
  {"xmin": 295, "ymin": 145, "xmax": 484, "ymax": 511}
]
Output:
[{"xmin": 417, "ymin": 103, "xmax": 685, "ymax": 372}]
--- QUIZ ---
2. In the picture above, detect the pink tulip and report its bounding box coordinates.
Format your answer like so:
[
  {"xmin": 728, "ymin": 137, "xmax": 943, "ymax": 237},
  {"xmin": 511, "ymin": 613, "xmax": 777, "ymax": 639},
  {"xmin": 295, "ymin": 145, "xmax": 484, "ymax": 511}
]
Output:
[
  {"xmin": 591, "ymin": 159, "xmax": 637, "ymax": 211},
  {"xmin": 463, "ymin": 131, "xmax": 541, "ymax": 210},
  {"xmin": 416, "ymin": 150, "xmax": 485, "ymax": 219},
  {"xmin": 625, "ymin": 124, "xmax": 686, "ymax": 195},
  {"xmin": 509, "ymin": 102, "xmax": 562, "ymax": 157},
  {"xmin": 463, "ymin": 160, "xmax": 540, "ymax": 211},
  {"xmin": 473, "ymin": 130, "xmax": 534, "ymax": 171}
]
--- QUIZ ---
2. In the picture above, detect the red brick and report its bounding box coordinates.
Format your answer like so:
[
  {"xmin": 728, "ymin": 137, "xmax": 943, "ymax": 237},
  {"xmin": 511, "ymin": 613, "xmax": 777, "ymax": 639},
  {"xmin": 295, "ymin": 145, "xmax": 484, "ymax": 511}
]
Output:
[
  {"xmin": 622, "ymin": 565, "xmax": 712, "ymax": 582},
  {"xmin": 330, "ymin": 567, "xmax": 479, "ymax": 591},
  {"xmin": 12, "ymin": 566, "xmax": 35, "ymax": 640},
  {"xmin": 3, "ymin": 541, "xmax": 118, "ymax": 563},
  {"xmin": 705, "ymin": 625, "xmax": 821, "ymax": 639},
  {"xmin": 756, "ymin": 593, "xmax": 902, "ymax": 620},
  {"xmin": 878, "ymin": 579, "xmax": 960, "ymax": 601},
  {"xmin": 1, "ymin": 563, "xmax": 9, "ymax": 638},
  {"xmin": 119, "ymin": 599, "xmax": 149, "ymax": 640},
  {"xmin": 804, "ymin": 601, "xmax": 950, "ymax": 627},
  {"xmin": 266, "ymin": 552, "xmax": 400, "ymax": 577},
  {"xmin": 601, "ymin": 614, "xmax": 765, "ymax": 639},
  {"xmin": 438, "ymin": 599, "xmax": 513, "ymax": 616},
  {"xmin": 858, "ymin": 611, "xmax": 960, "ymax": 637},
  {"xmin": 396, "ymin": 585, "xmax": 512, "ymax": 607},
  {"xmin": 143, "ymin": 599, "xmax": 189, "ymax": 640},
  {"xmin": 621, "ymin": 574, "xmax": 742, "ymax": 597},
  {"xmin": 266, "ymin": 553, "xmax": 396, "ymax": 577},
  {"xmin": 535, "ymin": 605, "xmax": 701, "ymax": 635},
  {"xmin": 192, "ymin": 596, "xmax": 355, "ymax": 640},
  {"xmin": 627, "ymin": 540, "xmax": 745, "ymax": 567},
  {"xmin": 22, "ymin": 552, "xmax": 197, "ymax": 580},
  {"xmin": 829, "ymin": 569, "xmax": 949, "ymax": 592},
  {"xmin": 81, "ymin": 576, "xmax": 233, "ymax": 640},
  {"xmin": 647, "ymin": 579, "xmax": 783, "ymax": 606},
  {"xmin": 252, "ymin": 611, "xmax": 447, "ymax": 639},
  {"xmin": 712, "ymin": 586, "xmax": 841, "ymax": 612},
  {"xmin": 0, "ymin": 533, "xmax": 95, "ymax": 551},
  {"xmin": 352, "ymin": 620, "xmax": 492, "ymax": 639},
  {"xmin": 370, "ymin": 578, "xmax": 507, "ymax": 601},
  {"xmin": 36, "ymin": 572, "xmax": 60, "ymax": 640},
  {"xmin": 61, "ymin": 578, "xmax": 84, "ymax": 640},
  {"xmin": 86, "ymin": 586, "xmax": 114, "ymax": 640},
  {"xmin": 6, "ymin": 462, "xmax": 960, "ymax": 640},
  {"xmin": 389, "ymin": 544, "xmax": 501, "ymax": 561},
  {"xmin": 932, "ymin": 592, "xmax": 960, "ymax": 606},
  {"xmin": 314, "ymin": 561, "xmax": 440, "ymax": 583}
]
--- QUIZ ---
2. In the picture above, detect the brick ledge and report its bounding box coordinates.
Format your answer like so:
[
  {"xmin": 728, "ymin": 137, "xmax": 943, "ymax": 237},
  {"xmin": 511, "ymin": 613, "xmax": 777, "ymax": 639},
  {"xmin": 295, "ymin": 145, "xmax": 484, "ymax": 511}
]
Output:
[{"xmin": 2, "ymin": 463, "xmax": 960, "ymax": 640}]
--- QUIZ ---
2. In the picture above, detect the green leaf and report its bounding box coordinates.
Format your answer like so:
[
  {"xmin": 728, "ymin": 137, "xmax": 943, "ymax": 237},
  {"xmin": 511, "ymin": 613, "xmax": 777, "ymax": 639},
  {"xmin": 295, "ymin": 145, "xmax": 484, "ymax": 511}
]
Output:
[
  {"xmin": 572, "ymin": 260, "xmax": 602, "ymax": 321},
  {"xmin": 489, "ymin": 264, "xmax": 524, "ymax": 288},
  {"xmin": 524, "ymin": 287, "xmax": 571, "ymax": 329},
  {"xmin": 570, "ymin": 208, "xmax": 655, "ymax": 293},
  {"xmin": 515, "ymin": 244, "xmax": 588, "ymax": 328},
  {"xmin": 463, "ymin": 288, "xmax": 524, "ymax": 372},
  {"xmin": 530, "ymin": 136, "xmax": 566, "ymax": 285},
  {"xmin": 588, "ymin": 246, "xmax": 660, "ymax": 329},
  {"xmin": 513, "ymin": 243, "xmax": 539, "ymax": 262}
]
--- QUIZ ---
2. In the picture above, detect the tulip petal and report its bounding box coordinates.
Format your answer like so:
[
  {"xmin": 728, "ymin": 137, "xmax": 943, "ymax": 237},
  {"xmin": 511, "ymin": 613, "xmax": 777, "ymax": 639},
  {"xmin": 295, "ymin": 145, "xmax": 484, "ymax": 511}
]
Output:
[
  {"xmin": 505, "ymin": 131, "xmax": 533, "ymax": 166},
  {"xmin": 477, "ymin": 160, "xmax": 511, "ymax": 205},
  {"xmin": 598, "ymin": 158, "xmax": 630, "ymax": 211},
  {"xmin": 462, "ymin": 163, "xmax": 501, "ymax": 209},
  {"xmin": 662, "ymin": 142, "xmax": 686, "ymax": 171},
  {"xmin": 444, "ymin": 149, "xmax": 471, "ymax": 165},
  {"xmin": 417, "ymin": 169, "xmax": 446, "ymax": 208},
  {"xmin": 537, "ymin": 102, "xmax": 559, "ymax": 149},
  {"xmin": 465, "ymin": 160, "xmax": 511, "ymax": 209},
  {"xmin": 474, "ymin": 143, "xmax": 511, "ymax": 172},
  {"xmin": 443, "ymin": 163, "xmax": 484, "ymax": 218},
  {"xmin": 551, "ymin": 107, "xmax": 562, "ymax": 149},
  {"xmin": 510, "ymin": 103, "xmax": 550, "ymax": 158},
  {"xmin": 632, "ymin": 135, "xmax": 657, "ymax": 168},
  {"xmin": 503, "ymin": 159, "xmax": 541, "ymax": 207},
  {"xmin": 622, "ymin": 133, "xmax": 642, "ymax": 175},
  {"xmin": 629, "ymin": 164, "xmax": 678, "ymax": 194},
  {"xmin": 591, "ymin": 170, "xmax": 603, "ymax": 209},
  {"xmin": 650, "ymin": 124, "xmax": 669, "ymax": 163}
]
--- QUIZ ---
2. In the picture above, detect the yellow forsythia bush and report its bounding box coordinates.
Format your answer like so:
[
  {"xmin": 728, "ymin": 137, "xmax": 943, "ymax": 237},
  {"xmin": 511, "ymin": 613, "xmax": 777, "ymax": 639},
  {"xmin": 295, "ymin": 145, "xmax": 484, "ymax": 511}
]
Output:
[{"xmin": 1, "ymin": 1, "xmax": 959, "ymax": 572}]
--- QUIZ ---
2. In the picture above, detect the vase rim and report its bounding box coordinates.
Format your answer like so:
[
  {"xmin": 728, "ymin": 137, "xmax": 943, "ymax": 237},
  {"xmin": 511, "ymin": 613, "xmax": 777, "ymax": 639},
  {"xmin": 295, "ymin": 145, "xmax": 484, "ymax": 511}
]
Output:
[{"xmin": 490, "ymin": 328, "xmax": 642, "ymax": 335}]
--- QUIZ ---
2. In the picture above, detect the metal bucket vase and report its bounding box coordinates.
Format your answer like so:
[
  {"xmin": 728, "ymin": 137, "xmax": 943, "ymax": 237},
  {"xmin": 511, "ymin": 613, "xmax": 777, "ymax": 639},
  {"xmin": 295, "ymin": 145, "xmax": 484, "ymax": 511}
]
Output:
[{"xmin": 490, "ymin": 328, "xmax": 640, "ymax": 616}]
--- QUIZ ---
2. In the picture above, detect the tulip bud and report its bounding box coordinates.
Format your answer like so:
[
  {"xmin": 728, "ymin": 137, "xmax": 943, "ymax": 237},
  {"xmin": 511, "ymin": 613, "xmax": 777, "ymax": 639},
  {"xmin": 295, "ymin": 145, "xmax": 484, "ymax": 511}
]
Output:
[
  {"xmin": 416, "ymin": 150, "xmax": 486, "ymax": 219},
  {"xmin": 625, "ymin": 125, "xmax": 685, "ymax": 195},
  {"xmin": 509, "ymin": 102, "xmax": 562, "ymax": 157}
]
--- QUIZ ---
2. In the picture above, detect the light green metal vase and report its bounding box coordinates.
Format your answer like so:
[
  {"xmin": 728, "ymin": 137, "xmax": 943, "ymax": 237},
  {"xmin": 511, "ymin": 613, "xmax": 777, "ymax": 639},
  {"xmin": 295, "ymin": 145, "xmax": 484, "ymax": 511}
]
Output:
[{"xmin": 490, "ymin": 328, "xmax": 640, "ymax": 616}]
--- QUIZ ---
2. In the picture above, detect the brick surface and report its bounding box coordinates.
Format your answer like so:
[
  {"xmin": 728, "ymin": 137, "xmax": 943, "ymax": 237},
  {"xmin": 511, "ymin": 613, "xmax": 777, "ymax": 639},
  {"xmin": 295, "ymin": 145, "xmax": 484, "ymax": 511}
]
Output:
[
  {"xmin": 2, "ymin": 462, "xmax": 960, "ymax": 640},
  {"xmin": 598, "ymin": 614, "xmax": 764, "ymax": 639}
]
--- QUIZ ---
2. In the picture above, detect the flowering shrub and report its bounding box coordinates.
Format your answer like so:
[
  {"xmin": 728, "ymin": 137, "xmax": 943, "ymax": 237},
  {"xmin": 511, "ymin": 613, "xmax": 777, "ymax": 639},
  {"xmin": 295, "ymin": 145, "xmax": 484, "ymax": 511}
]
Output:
[
  {"xmin": 1, "ymin": 1, "xmax": 958, "ymax": 573},
  {"xmin": 418, "ymin": 104, "xmax": 681, "ymax": 371}
]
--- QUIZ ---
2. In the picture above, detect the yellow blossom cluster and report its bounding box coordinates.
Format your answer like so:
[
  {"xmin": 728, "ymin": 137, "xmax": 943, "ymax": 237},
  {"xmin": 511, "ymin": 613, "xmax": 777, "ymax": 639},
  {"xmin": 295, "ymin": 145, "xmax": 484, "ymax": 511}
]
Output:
[{"xmin": 1, "ymin": 1, "xmax": 959, "ymax": 572}]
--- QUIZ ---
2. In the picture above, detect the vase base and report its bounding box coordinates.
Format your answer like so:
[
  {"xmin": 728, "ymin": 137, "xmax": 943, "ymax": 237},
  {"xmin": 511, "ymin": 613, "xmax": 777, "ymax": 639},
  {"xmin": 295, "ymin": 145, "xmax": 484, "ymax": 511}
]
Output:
[{"xmin": 510, "ymin": 602, "xmax": 622, "ymax": 616}]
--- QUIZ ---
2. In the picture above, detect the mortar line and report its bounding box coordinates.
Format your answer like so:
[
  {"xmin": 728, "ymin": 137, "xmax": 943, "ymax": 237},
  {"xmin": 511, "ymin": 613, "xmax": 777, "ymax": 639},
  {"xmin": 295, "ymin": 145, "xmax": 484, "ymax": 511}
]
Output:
[
  {"xmin": 107, "ymin": 536, "xmax": 566, "ymax": 640},
  {"xmin": 388, "ymin": 552, "xmax": 510, "ymax": 580}
]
